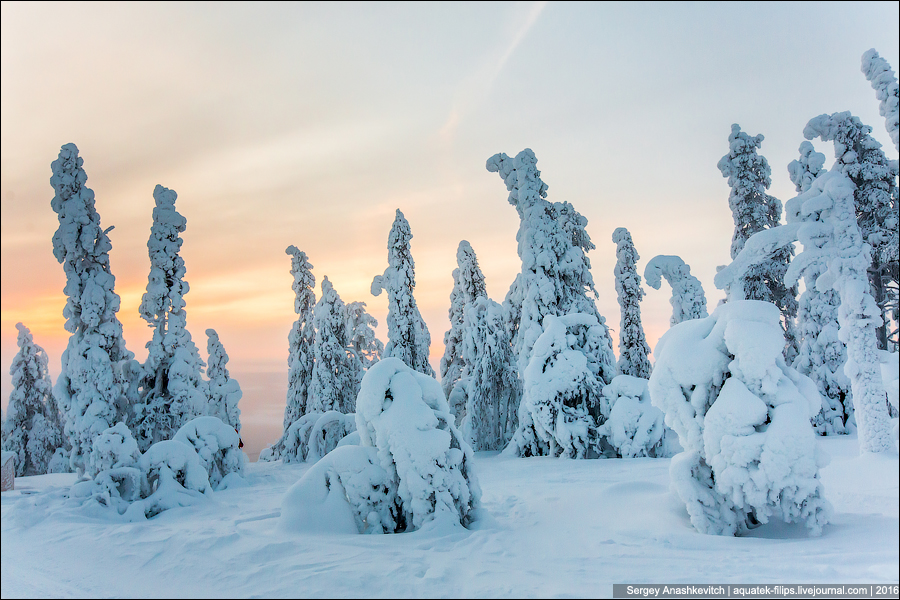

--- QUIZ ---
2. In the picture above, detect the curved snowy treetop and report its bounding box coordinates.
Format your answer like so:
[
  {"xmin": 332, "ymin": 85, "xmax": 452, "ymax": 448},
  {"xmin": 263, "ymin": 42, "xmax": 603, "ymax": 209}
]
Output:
[
  {"xmin": 861, "ymin": 48, "xmax": 899, "ymax": 150},
  {"xmin": 486, "ymin": 148, "xmax": 548, "ymax": 215}
]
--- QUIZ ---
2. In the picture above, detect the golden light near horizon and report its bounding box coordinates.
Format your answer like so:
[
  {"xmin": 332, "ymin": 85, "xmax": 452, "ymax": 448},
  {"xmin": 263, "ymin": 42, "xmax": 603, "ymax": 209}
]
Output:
[{"xmin": 2, "ymin": 2, "xmax": 898, "ymax": 457}]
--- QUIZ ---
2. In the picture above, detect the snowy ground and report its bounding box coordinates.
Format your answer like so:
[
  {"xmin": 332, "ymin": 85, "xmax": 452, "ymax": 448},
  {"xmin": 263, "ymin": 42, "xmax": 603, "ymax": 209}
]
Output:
[{"xmin": 1, "ymin": 435, "xmax": 897, "ymax": 599}]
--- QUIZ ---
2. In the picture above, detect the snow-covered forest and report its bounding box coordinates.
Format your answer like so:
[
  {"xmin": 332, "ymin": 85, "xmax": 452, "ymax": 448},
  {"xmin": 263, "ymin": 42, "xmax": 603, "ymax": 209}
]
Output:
[{"xmin": 2, "ymin": 3, "xmax": 899, "ymax": 597}]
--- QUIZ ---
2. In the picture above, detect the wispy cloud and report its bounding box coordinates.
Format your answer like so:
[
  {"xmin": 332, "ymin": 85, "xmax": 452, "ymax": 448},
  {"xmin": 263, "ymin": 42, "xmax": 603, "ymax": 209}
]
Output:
[{"xmin": 439, "ymin": 1, "xmax": 548, "ymax": 142}]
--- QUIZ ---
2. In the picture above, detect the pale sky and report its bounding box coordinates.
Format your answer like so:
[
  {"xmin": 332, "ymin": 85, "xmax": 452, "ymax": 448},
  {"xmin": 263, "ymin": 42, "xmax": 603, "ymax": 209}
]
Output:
[{"xmin": 2, "ymin": 1, "xmax": 898, "ymax": 456}]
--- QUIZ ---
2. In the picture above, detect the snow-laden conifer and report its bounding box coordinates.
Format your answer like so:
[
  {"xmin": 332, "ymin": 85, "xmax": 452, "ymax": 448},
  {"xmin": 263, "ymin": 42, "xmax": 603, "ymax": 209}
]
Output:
[
  {"xmin": 612, "ymin": 228, "xmax": 652, "ymax": 378},
  {"xmin": 788, "ymin": 143, "xmax": 850, "ymax": 434},
  {"xmin": 1, "ymin": 323, "xmax": 65, "ymax": 476},
  {"xmin": 281, "ymin": 358, "xmax": 481, "ymax": 534},
  {"xmin": 344, "ymin": 301, "xmax": 383, "ymax": 372},
  {"xmin": 261, "ymin": 246, "xmax": 316, "ymax": 462},
  {"xmin": 50, "ymin": 144, "xmax": 139, "ymax": 476},
  {"xmin": 487, "ymin": 150, "xmax": 616, "ymax": 383},
  {"xmin": 861, "ymin": 48, "xmax": 900, "ymax": 151},
  {"xmin": 371, "ymin": 210, "xmax": 434, "ymax": 377},
  {"xmin": 784, "ymin": 171, "xmax": 894, "ymax": 452},
  {"xmin": 487, "ymin": 149, "xmax": 616, "ymax": 457},
  {"xmin": 715, "ymin": 169, "xmax": 895, "ymax": 453},
  {"xmin": 460, "ymin": 296, "xmax": 521, "ymax": 451},
  {"xmin": 134, "ymin": 185, "xmax": 207, "ymax": 451},
  {"xmin": 650, "ymin": 301, "xmax": 831, "ymax": 536},
  {"xmin": 308, "ymin": 277, "xmax": 358, "ymax": 414},
  {"xmin": 718, "ymin": 125, "xmax": 800, "ymax": 361},
  {"xmin": 643, "ymin": 255, "xmax": 708, "ymax": 326},
  {"xmin": 804, "ymin": 112, "xmax": 899, "ymax": 351},
  {"xmin": 440, "ymin": 241, "xmax": 487, "ymax": 424},
  {"xmin": 205, "ymin": 329, "xmax": 242, "ymax": 433}
]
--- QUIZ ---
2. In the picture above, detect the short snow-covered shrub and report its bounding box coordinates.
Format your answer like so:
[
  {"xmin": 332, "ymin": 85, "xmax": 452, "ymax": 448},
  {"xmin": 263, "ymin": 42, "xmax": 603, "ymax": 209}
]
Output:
[
  {"xmin": 282, "ymin": 358, "xmax": 480, "ymax": 534},
  {"xmin": 305, "ymin": 411, "xmax": 357, "ymax": 463},
  {"xmin": 90, "ymin": 422, "xmax": 141, "ymax": 473},
  {"xmin": 139, "ymin": 440, "xmax": 213, "ymax": 518},
  {"xmin": 649, "ymin": 300, "xmax": 831, "ymax": 536},
  {"xmin": 173, "ymin": 416, "xmax": 245, "ymax": 490},
  {"xmin": 598, "ymin": 375, "xmax": 679, "ymax": 458}
]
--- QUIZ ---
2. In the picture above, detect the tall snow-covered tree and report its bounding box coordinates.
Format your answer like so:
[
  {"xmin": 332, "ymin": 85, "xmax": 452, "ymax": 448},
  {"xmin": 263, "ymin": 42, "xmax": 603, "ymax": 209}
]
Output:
[
  {"xmin": 1, "ymin": 324, "xmax": 65, "ymax": 476},
  {"xmin": 344, "ymin": 301, "xmax": 383, "ymax": 372},
  {"xmin": 643, "ymin": 255, "xmax": 708, "ymax": 326},
  {"xmin": 787, "ymin": 142, "xmax": 850, "ymax": 435},
  {"xmin": 50, "ymin": 143, "xmax": 139, "ymax": 476},
  {"xmin": 262, "ymin": 246, "xmax": 317, "ymax": 462},
  {"xmin": 612, "ymin": 227, "xmax": 652, "ymax": 378},
  {"xmin": 134, "ymin": 184, "xmax": 207, "ymax": 452},
  {"xmin": 308, "ymin": 277, "xmax": 358, "ymax": 414},
  {"xmin": 205, "ymin": 329, "xmax": 242, "ymax": 433},
  {"xmin": 486, "ymin": 149, "xmax": 616, "ymax": 383},
  {"xmin": 487, "ymin": 149, "xmax": 616, "ymax": 457},
  {"xmin": 805, "ymin": 111, "xmax": 899, "ymax": 352},
  {"xmin": 718, "ymin": 124, "xmax": 800, "ymax": 362},
  {"xmin": 861, "ymin": 48, "xmax": 899, "ymax": 151},
  {"xmin": 371, "ymin": 209, "xmax": 435, "ymax": 377},
  {"xmin": 460, "ymin": 296, "xmax": 521, "ymax": 451},
  {"xmin": 440, "ymin": 240, "xmax": 487, "ymax": 422}
]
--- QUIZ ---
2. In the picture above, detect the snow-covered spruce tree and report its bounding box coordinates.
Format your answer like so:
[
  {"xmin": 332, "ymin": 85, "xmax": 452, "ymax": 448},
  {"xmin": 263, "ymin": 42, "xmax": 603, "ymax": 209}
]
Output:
[
  {"xmin": 488, "ymin": 149, "xmax": 615, "ymax": 379},
  {"xmin": 281, "ymin": 358, "xmax": 480, "ymax": 534},
  {"xmin": 371, "ymin": 209, "xmax": 435, "ymax": 377},
  {"xmin": 786, "ymin": 171, "xmax": 894, "ymax": 452},
  {"xmin": 714, "ymin": 170, "xmax": 895, "ymax": 453},
  {"xmin": 440, "ymin": 241, "xmax": 487, "ymax": 424},
  {"xmin": 788, "ymin": 142, "xmax": 850, "ymax": 435},
  {"xmin": 804, "ymin": 112, "xmax": 899, "ymax": 352},
  {"xmin": 649, "ymin": 300, "xmax": 831, "ymax": 536},
  {"xmin": 205, "ymin": 329, "xmax": 242, "ymax": 433},
  {"xmin": 261, "ymin": 246, "xmax": 316, "ymax": 462},
  {"xmin": 643, "ymin": 255, "xmax": 708, "ymax": 326},
  {"xmin": 486, "ymin": 150, "xmax": 616, "ymax": 457},
  {"xmin": 50, "ymin": 144, "xmax": 139, "ymax": 476},
  {"xmin": 612, "ymin": 228, "xmax": 652, "ymax": 378},
  {"xmin": 718, "ymin": 124, "xmax": 800, "ymax": 362},
  {"xmin": 460, "ymin": 295, "xmax": 521, "ymax": 451},
  {"xmin": 134, "ymin": 185, "xmax": 207, "ymax": 452},
  {"xmin": 1, "ymin": 323, "xmax": 65, "ymax": 476},
  {"xmin": 344, "ymin": 301, "xmax": 383, "ymax": 372},
  {"xmin": 861, "ymin": 48, "xmax": 899, "ymax": 152},
  {"xmin": 308, "ymin": 277, "xmax": 359, "ymax": 415}
]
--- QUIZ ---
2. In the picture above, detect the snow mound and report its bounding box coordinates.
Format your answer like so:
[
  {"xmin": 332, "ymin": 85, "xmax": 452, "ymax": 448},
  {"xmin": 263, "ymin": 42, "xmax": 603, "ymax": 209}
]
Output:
[
  {"xmin": 282, "ymin": 358, "xmax": 480, "ymax": 533},
  {"xmin": 649, "ymin": 300, "xmax": 832, "ymax": 536}
]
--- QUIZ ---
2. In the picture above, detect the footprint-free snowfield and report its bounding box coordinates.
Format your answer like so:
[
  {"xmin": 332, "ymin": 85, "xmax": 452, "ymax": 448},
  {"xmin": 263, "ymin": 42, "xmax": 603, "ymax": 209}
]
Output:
[{"xmin": 2, "ymin": 435, "xmax": 896, "ymax": 599}]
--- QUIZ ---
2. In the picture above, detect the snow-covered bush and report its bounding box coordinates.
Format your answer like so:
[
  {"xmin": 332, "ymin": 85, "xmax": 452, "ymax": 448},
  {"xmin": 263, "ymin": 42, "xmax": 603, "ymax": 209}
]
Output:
[
  {"xmin": 2, "ymin": 323, "xmax": 66, "ymax": 476},
  {"xmin": 643, "ymin": 255, "xmax": 708, "ymax": 326},
  {"xmin": 205, "ymin": 329, "xmax": 242, "ymax": 433},
  {"xmin": 139, "ymin": 440, "xmax": 213, "ymax": 518},
  {"xmin": 50, "ymin": 143, "xmax": 138, "ymax": 476},
  {"xmin": 89, "ymin": 422, "xmax": 141, "ymax": 473},
  {"xmin": 371, "ymin": 210, "xmax": 435, "ymax": 377},
  {"xmin": 282, "ymin": 358, "xmax": 480, "ymax": 534},
  {"xmin": 172, "ymin": 416, "xmax": 245, "ymax": 490},
  {"xmin": 597, "ymin": 375, "xmax": 678, "ymax": 459},
  {"xmin": 504, "ymin": 314, "xmax": 605, "ymax": 458},
  {"xmin": 649, "ymin": 300, "xmax": 831, "ymax": 536},
  {"xmin": 613, "ymin": 227, "xmax": 652, "ymax": 378}
]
